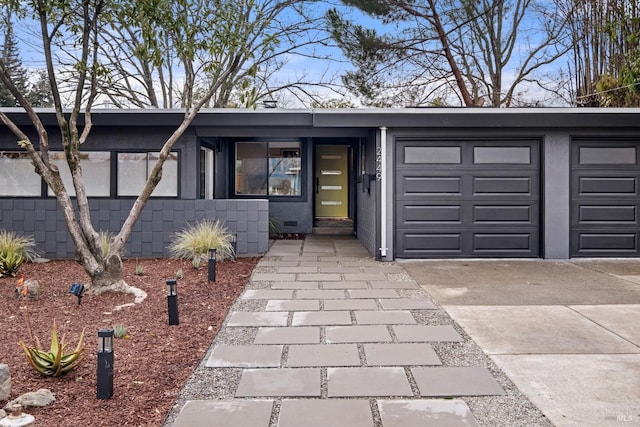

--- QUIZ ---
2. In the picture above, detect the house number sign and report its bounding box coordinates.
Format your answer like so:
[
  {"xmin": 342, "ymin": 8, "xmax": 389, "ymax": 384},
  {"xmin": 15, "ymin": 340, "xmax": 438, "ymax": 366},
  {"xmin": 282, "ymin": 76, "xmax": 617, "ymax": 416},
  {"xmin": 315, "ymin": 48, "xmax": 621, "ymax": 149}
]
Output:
[{"xmin": 376, "ymin": 147, "xmax": 382, "ymax": 181}]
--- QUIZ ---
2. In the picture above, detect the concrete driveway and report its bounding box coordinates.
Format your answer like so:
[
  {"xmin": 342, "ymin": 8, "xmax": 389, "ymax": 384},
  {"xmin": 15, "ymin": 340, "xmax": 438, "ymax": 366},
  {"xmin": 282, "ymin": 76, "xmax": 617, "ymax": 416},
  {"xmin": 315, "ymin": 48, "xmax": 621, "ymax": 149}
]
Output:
[{"xmin": 401, "ymin": 259, "xmax": 640, "ymax": 427}]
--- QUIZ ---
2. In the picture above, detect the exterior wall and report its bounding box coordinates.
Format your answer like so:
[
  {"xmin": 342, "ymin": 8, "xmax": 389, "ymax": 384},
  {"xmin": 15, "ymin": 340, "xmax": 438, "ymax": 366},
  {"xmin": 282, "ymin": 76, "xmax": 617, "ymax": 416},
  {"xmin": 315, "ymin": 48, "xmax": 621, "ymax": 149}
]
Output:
[
  {"xmin": 543, "ymin": 133, "xmax": 570, "ymax": 258},
  {"xmin": 356, "ymin": 133, "xmax": 378, "ymax": 257},
  {"xmin": 0, "ymin": 198, "xmax": 269, "ymax": 259}
]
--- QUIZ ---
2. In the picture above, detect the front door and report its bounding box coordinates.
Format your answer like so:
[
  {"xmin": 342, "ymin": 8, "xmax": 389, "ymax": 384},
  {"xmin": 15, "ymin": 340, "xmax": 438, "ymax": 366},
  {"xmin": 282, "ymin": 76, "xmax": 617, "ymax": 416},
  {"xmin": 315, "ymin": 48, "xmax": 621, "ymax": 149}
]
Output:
[{"xmin": 315, "ymin": 145, "xmax": 348, "ymax": 218}]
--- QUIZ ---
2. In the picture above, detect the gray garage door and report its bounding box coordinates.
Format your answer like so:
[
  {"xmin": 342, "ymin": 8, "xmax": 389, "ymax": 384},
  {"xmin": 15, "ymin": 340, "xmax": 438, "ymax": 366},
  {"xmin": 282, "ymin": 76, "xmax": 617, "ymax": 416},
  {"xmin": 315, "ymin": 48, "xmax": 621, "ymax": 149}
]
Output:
[
  {"xmin": 395, "ymin": 139, "xmax": 540, "ymax": 258},
  {"xmin": 571, "ymin": 140, "xmax": 640, "ymax": 257}
]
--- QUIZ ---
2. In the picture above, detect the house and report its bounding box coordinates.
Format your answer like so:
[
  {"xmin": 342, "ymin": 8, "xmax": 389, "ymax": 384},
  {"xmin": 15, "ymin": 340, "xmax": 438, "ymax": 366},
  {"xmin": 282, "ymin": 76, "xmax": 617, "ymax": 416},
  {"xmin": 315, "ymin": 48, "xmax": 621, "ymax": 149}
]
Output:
[{"xmin": 1, "ymin": 108, "xmax": 640, "ymax": 260}]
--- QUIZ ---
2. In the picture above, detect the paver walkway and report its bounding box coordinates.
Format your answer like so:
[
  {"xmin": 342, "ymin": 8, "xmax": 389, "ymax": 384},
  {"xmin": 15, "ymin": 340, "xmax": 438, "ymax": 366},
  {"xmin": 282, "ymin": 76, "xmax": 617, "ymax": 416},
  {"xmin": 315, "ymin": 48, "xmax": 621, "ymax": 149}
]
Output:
[{"xmin": 171, "ymin": 236, "xmax": 506, "ymax": 427}]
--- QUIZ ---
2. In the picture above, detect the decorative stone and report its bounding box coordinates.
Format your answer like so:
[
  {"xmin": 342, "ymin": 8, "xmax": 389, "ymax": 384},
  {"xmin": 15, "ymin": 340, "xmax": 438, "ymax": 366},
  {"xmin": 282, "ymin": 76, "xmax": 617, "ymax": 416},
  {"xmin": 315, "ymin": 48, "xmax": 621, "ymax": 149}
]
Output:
[
  {"xmin": 0, "ymin": 364, "xmax": 9, "ymax": 401},
  {"xmin": 0, "ymin": 409, "xmax": 5, "ymax": 419},
  {"xmin": 4, "ymin": 389, "xmax": 55, "ymax": 411},
  {"xmin": 13, "ymin": 280, "xmax": 39, "ymax": 301}
]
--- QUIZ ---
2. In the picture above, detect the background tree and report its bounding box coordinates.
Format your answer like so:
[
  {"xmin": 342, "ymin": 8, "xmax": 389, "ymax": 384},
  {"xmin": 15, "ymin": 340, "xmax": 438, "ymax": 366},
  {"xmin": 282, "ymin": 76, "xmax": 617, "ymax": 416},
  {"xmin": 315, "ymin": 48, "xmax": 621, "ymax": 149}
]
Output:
[
  {"xmin": 562, "ymin": 0, "xmax": 640, "ymax": 106},
  {"xmin": 0, "ymin": 7, "xmax": 28, "ymax": 107},
  {"xmin": 0, "ymin": 0, "xmax": 322, "ymax": 299},
  {"xmin": 329, "ymin": 0, "xmax": 569, "ymax": 107}
]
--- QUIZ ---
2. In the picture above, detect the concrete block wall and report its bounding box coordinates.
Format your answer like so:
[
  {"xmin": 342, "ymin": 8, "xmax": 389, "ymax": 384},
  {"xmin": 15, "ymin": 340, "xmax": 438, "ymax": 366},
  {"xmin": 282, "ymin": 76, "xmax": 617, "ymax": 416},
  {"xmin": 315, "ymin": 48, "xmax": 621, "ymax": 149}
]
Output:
[{"xmin": 0, "ymin": 198, "xmax": 269, "ymax": 259}]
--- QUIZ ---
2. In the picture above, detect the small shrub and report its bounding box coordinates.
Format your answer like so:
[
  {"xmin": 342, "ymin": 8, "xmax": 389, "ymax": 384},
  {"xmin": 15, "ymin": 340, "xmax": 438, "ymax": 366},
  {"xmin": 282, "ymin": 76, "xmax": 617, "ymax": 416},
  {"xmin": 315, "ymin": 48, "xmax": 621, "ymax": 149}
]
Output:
[
  {"xmin": 269, "ymin": 215, "xmax": 282, "ymax": 237},
  {"xmin": 113, "ymin": 324, "xmax": 129, "ymax": 339},
  {"xmin": 192, "ymin": 257, "xmax": 201, "ymax": 269},
  {"xmin": 20, "ymin": 317, "xmax": 86, "ymax": 377},
  {"xmin": 0, "ymin": 230, "xmax": 38, "ymax": 277},
  {"xmin": 168, "ymin": 219, "xmax": 235, "ymax": 262},
  {"xmin": 175, "ymin": 268, "xmax": 184, "ymax": 280},
  {"xmin": 135, "ymin": 264, "xmax": 145, "ymax": 276},
  {"xmin": 99, "ymin": 230, "xmax": 114, "ymax": 258}
]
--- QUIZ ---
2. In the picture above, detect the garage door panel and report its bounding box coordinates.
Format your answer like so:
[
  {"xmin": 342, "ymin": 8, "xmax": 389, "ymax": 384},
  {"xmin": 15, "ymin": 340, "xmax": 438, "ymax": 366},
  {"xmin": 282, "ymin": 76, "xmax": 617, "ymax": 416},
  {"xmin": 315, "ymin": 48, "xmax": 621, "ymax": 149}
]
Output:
[
  {"xmin": 473, "ymin": 205, "xmax": 534, "ymax": 223},
  {"xmin": 473, "ymin": 177, "xmax": 533, "ymax": 195},
  {"xmin": 395, "ymin": 139, "xmax": 540, "ymax": 258},
  {"xmin": 571, "ymin": 140, "xmax": 640, "ymax": 257},
  {"xmin": 400, "ymin": 176, "xmax": 462, "ymax": 195},
  {"xmin": 399, "ymin": 204, "xmax": 462, "ymax": 225},
  {"xmin": 473, "ymin": 233, "xmax": 534, "ymax": 252},
  {"xmin": 575, "ymin": 233, "xmax": 638, "ymax": 253},
  {"xmin": 578, "ymin": 177, "xmax": 637, "ymax": 195},
  {"xmin": 577, "ymin": 205, "xmax": 637, "ymax": 224}
]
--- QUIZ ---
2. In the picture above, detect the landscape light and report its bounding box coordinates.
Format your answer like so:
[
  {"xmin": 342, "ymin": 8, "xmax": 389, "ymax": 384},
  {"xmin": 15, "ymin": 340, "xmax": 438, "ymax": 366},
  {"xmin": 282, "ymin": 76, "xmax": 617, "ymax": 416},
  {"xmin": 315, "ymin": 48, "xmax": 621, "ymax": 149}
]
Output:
[
  {"xmin": 166, "ymin": 279, "xmax": 179, "ymax": 326},
  {"xmin": 97, "ymin": 329, "xmax": 114, "ymax": 400},
  {"xmin": 208, "ymin": 248, "xmax": 217, "ymax": 282}
]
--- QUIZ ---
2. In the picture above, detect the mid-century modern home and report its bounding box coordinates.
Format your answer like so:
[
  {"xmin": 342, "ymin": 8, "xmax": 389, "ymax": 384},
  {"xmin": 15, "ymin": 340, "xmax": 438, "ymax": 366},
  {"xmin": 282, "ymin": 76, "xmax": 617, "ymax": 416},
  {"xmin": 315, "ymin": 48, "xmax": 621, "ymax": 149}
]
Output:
[{"xmin": 1, "ymin": 108, "xmax": 640, "ymax": 261}]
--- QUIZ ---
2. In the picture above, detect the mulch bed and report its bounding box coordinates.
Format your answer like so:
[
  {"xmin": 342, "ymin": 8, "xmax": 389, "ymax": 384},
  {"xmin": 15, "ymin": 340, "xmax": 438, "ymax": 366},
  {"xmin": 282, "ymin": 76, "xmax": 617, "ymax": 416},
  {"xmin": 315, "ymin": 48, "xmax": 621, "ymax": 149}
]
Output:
[{"xmin": 0, "ymin": 256, "xmax": 260, "ymax": 426}]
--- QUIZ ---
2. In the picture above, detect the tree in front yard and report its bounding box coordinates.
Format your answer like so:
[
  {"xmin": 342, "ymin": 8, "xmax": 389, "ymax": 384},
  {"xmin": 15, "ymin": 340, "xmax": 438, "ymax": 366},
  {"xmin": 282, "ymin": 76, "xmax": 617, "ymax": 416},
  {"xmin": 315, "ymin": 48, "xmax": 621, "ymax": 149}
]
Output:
[{"xmin": 0, "ymin": 0, "xmax": 319, "ymax": 298}]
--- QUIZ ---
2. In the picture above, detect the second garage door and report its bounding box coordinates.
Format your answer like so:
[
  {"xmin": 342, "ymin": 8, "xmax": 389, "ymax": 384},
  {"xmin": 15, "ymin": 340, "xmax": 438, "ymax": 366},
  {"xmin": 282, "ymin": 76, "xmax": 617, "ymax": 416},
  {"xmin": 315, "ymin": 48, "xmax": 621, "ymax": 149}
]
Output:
[{"xmin": 395, "ymin": 139, "xmax": 540, "ymax": 258}]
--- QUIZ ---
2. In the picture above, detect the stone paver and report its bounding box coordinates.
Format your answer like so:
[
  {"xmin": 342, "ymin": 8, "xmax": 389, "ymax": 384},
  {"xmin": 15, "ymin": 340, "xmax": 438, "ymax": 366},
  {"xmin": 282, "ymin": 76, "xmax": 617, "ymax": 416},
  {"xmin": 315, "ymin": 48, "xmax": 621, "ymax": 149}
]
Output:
[
  {"xmin": 236, "ymin": 368, "xmax": 321, "ymax": 397},
  {"xmin": 287, "ymin": 344, "xmax": 361, "ymax": 367},
  {"xmin": 292, "ymin": 311, "xmax": 352, "ymax": 326},
  {"xmin": 278, "ymin": 400, "xmax": 374, "ymax": 427},
  {"xmin": 355, "ymin": 310, "xmax": 417, "ymax": 325},
  {"xmin": 298, "ymin": 273, "xmax": 343, "ymax": 282},
  {"xmin": 326, "ymin": 325, "xmax": 393, "ymax": 343},
  {"xmin": 393, "ymin": 325, "xmax": 464, "ymax": 342},
  {"xmin": 271, "ymin": 281, "xmax": 319, "ymax": 290},
  {"xmin": 265, "ymin": 299, "xmax": 320, "ymax": 311},
  {"xmin": 254, "ymin": 327, "xmax": 320, "ymax": 344},
  {"xmin": 206, "ymin": 345, "xmax": 283, "ymax": 368},
  {"xmin": 327, "ymin": 367, "xmax": 413, "ymax": 397},
  {"xmin": 411, "ymin": 367, "xmax": 505, "ymax": 396},
  {"xmin": 344, "ymin": 273, "xmax": 389, "ymax": 281},
  {"xmin": 321, "ymin": 281, "xmax": 369, "ymax": 289},
  {"xmin": 226, "ymin": 311, "xmax": 288, "ymax": 327},
  {"xmin": 276, "ymin": 267, "xmax": 319, "ymax": 273},
  {"xmin": 296, "ymin": 289, "xmax": 346, "ymax": 299},
  {"xmin": 378, "ymin": 400, "xmax": 480, "ymax": 427},
  {"xmin": 173, "ymin": 400, "xmax": 274, "ymax": 427},
  {"xmin": 363, "ymin": 343, "xmax": 441, "ymax": 366},
  {"xmin": 243, "ymin": 289, "xmax": 294, "ymax": 300},
  {"xmin": 252, "ymin": 273, "xmax": 297, "ymax": 282},
  {"xmin": 379, "ymin": 298, "xmax": 437, "ymax": 310},
  {"xmin": 323, "ymin": 299, "xmax": 378, "ymax": 311},
  {"xmin": 370, "ymin": 281, "xmax": 420, "ymax": 289},
  {"xmin": 348, "ymin": 289, "xmax": 400, "ymax": 299}
]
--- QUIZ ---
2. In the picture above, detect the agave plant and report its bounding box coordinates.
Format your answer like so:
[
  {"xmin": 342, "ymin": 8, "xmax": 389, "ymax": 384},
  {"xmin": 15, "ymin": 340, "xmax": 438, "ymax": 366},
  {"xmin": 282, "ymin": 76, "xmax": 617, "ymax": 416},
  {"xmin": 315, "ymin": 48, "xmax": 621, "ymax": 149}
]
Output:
[{"xmin": 20, "ymin": 318, "xmax": 86, "ymax": 377}]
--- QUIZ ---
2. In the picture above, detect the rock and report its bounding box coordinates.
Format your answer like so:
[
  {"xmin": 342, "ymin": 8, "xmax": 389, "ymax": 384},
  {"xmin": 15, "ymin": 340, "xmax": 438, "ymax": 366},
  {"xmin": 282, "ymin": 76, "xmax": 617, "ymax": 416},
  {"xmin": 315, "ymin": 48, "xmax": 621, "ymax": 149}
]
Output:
[
  {"xmin": 4, "ymin": 389, "xmax": 55, "ymax": 410},
  {"xmin": 0, "ymin": 364, "xmax": 9, "ymax": 401},
  {"xmin": 0, "ymin": 409, "xmax": 5, "ymax": 419},
  {"xmin": 13, "ymin": 279, "xmax": 39, "ymax": 301}
]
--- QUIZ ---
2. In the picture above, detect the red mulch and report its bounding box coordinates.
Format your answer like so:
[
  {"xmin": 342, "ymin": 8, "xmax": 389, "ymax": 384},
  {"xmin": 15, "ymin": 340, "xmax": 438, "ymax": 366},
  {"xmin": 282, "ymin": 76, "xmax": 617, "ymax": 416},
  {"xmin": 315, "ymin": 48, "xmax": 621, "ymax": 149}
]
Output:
[{"xmin": 0, "ymin": 256, "xmax": 260, "ymax": 426}]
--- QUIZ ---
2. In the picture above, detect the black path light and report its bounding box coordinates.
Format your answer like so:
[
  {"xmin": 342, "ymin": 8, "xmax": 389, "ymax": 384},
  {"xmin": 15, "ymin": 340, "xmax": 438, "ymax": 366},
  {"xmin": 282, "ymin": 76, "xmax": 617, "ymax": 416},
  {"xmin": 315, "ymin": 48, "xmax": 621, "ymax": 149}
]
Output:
[
  {"xmin": 166, "ymin": 279, "xmax": 179, "ymax": 325},
  {"xmin": 208, "ymin": 248, "xmax": 217, "ymax": 282},
  {"xmin": 230, "ymin": 234, "xmax": 237, "ymax": 261},
  {"xmin": 97, "ymin": 329, "xmax": 114, "ymax": 400},
  {"xmin": 69, "ymin": 283, "xmax": 84, "ymax": 305}
]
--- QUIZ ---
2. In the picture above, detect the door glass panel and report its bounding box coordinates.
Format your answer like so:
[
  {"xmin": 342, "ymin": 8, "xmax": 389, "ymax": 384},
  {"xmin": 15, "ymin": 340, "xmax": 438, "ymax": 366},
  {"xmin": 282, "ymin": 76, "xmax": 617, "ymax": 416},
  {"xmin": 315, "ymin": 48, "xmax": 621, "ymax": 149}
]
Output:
[
  {"xmin": 405, "ymin": 146, "xmax": 460, "ymax": 164},
  {"xmin": 579, "ymin": 147, "xmax": 636, "ymax": 164},
  {"xmin": 474, "ymin": 147, "xmax": 531, "ymax": 164}
]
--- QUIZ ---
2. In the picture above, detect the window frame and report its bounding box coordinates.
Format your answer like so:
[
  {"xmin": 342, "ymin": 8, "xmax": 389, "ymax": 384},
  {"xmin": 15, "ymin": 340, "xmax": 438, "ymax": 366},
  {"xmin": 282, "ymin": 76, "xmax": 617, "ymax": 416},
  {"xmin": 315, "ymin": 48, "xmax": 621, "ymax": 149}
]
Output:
[{"xmin": 232, "ymin": 139, "xmax": 306, "ymax": 201}]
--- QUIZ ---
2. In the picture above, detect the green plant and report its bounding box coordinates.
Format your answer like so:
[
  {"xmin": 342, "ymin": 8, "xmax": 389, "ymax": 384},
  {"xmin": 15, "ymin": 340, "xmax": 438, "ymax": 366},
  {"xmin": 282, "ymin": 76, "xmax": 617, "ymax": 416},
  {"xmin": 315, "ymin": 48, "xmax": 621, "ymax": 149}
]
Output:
[
  {"xmin": 113, "ymin": 324, "xmax": 129, "ymax": 339},
  {"xmin": 20, "ymin": 316, "xmax": 86, "ymax": 377},
  {"xmin": 168, "ymin": 219, "xmax": 235, "ymax": 261},
  {"xmin": 192, "ymin": 257, "xmax": 201, "ymax": 269},
  {"xmin": 99, "ymin": 231, "xmax": 114, "ymax": 258},
  {"xmin": 269, "ymin": 215, "xmax": 282, "ymax": 237},
  {"xmin": 0, "ymin": 230, "xmax": 38, "ymax": 277},
  {"xmin": 135, "ymin": 264, "xmax": 145, "ymax": 276},
  {"xmin": 175, "ymin": 268, "xmax": 184, "ymax": 280}
]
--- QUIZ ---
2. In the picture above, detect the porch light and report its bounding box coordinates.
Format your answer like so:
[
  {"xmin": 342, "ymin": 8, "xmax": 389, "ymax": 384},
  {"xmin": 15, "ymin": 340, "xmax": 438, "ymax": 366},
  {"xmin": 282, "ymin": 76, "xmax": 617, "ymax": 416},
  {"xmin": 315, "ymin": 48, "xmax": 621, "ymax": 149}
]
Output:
[
  {"xmin": 69, "ymin": 283, "xmax": 84, "ymax": 305},
  {"xmin": 208, "ymin": 248, "xmax": 217, "ymax": 282},
  {"xmin": 97, "ymin": 329, "xmax": 114, "ymax": 400},
  {"xmin": 166, "ymin": 279, "xmax": 179, "ymax": 325}
]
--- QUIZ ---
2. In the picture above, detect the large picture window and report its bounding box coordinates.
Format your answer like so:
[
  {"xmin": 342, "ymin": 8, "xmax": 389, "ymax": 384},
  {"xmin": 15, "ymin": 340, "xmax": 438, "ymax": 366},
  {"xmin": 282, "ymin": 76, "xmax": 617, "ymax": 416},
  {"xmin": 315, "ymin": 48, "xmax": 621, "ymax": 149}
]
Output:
[
  {"xmin": 0, "ymin": 152, "xmax": 41, "ymax": 196},
  {"xmin": 235, "ymin": 141, "xmax": 302, "ymax": 197},
  {"xmin": 48, "ymin": 151, "xmax": 110, "ymax": 197},
  {"xmin": 117, "ymin": 152, "xmax": 179, "ymax": 197}
]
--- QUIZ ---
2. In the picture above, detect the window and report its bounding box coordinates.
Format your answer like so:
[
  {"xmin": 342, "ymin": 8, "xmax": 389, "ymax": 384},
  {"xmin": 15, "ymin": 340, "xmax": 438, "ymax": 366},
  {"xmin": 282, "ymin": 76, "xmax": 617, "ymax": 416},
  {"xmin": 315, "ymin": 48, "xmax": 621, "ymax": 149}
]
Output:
[
  {"xmin": 235, "ymin": 141, "xmax": 302, "ymax": 197},
  {"xmin": 117, "ymin": 152, "xmax": 179, "ymax": 197},
  {"xmin": 48, "ymin": 151, "xmax": 110, "ymax": 197},
  {"xmin": 0, "ymin": 152, "xmax": 41, "ymax": 196},
  {"xmin": 200, "ymin": 147, "xmax": 215, "ymax": 199}
]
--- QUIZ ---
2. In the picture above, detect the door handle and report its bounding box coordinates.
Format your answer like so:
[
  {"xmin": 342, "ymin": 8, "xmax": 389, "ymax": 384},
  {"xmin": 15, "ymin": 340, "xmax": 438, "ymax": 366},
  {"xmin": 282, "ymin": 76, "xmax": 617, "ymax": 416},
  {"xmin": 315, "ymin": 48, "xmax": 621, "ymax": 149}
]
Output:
[{"xmin": 316, "ymin": 177, "xmax": 319, "ymax": 194}]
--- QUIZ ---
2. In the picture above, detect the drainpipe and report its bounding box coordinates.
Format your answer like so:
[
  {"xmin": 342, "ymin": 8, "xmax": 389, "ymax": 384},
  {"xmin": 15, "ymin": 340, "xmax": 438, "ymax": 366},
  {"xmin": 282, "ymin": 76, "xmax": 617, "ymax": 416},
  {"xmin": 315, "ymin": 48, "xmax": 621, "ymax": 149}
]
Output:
[{"xmin": 379, "ymin": 126, "xmax": 388, "ymax": 258}]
